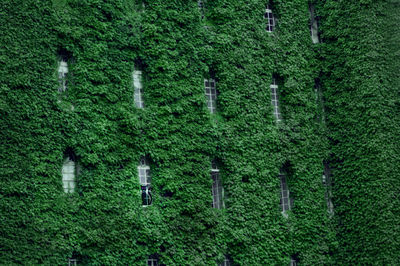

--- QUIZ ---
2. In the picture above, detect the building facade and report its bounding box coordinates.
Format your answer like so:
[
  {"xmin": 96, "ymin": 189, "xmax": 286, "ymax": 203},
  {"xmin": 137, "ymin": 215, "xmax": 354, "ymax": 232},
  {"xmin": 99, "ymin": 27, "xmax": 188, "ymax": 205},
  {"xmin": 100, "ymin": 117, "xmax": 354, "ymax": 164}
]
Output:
[{"xmin": 0, "ymin": 0, "xmax": 399, "ymax": 265}]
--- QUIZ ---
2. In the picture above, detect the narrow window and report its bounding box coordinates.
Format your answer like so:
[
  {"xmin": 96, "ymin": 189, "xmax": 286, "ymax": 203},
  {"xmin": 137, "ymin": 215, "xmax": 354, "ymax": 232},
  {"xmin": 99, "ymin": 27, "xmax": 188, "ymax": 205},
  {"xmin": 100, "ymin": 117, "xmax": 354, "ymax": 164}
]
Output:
[
  {"xmin": 58, "ymin": 60, "xmax": 69, "ymax": 93},
  {"xmin": 62, "ymin": 150, "xmax": 76, "ymax": 193},
  {"xmin": 290, "ymin": 256, "xmax": 299, "ymax": 266},
  {"xmin": 138, "ymin": 157, "xmax": 152, "ymax": 206},
  {"xmin": 211, "ymin": 160, "xmax": 224, "ymax": 209},
  {"xmin": 309, "ymin": 4, "xmax": 320, "ymax": 43},
  {"xmin": 323, "ymin": 162, "xmax": 334, "ymax": 215},
  {"xmin": 133, "ymin": 69, "xmax": 144, "ymax": 108},
  {"xmin": 270, "ymin": 77, "xmax": 282, "ymax": 122},
  {"xmin": 264, "ymin": 4, "xmax": 276, "ymax": 32},
  {"xmin": 279, "ymin": 171, "xmax": 292, "ymax": 214},
  {"xmin": 204, "ymin": 78, "xmax": 217, "ymax": 113},
  {"xmin": 198, "ymin": 0, "xmax": 205, "ymax": 19},
  {"xmin": 218, "ymin": 255, "xmax": 232, "ymax": 266},
  {"xmin": 68, "ymin": 258, "xmax": 78, "ymax": 266},
  {"xmin": 57, "ymin": 49, "xmax": 71, "ymax": 93},
  {"xmin": 147, "ymin": 255, "xmax": 158, "ymax": 266}
]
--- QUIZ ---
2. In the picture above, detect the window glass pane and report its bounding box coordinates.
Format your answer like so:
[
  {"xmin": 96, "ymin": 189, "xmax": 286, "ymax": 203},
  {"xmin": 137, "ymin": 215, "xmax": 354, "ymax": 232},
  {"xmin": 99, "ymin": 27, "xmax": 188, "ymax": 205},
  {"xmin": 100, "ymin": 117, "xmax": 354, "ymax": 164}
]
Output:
[
  {"xmin": 146, "ymin": 171, "xmax": 151, "ymax": 183},
  {"xmin": 205, "ymin": 78, "xmax": 217, "ymax": 113},
  {"xmin": 133, "ymin": 70, "xmax": 143, "ymax": 108},
  {"xmin": 280, "ymin": 173, "xmax": 291, "ymax": 212},
  {"xmin": 62, "ymin": 158, "xmax": 75, "ymax": 193},
  {"xmin": 142, "ymin": 189, "xmax": 152, "ymax": 205},
  {"xmin": 139, "ymin": 168, "xmax": 145, "ymax": 176}
]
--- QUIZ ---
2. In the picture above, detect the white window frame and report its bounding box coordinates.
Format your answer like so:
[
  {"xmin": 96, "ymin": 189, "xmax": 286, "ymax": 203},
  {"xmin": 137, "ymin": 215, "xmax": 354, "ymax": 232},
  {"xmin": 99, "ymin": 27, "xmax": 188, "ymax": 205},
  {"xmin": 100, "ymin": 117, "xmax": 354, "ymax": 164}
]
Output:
[
  {"xmin": 264, "ymin": 5, "xmax": 276, "ymax": 32},
  {"xmin": 138, "ymin": 157, "xmax": 152, "ymax": 206},
  {"xmin": 138, "ymin": 157, "xmax": 151, "ymax": 186},
  {"xmin": 211, "ymin": 163, "xmax": 224, "ymax": 209},
  {"xmin": 62, "ymin": 156, "xmax": 76, "ymax": 193},
  {"xmin": 270, "ymin": 78, "xmax": 282, "ymax": 122},
  {"xmin": 290, "ymin": 258, "xmax": 298, "ymax": 266},
  {"xmin": 204, "ymin": 78, "xmax": 217, "ymax": 114},
  {"xmin": 279, "ymin": 172, "xmax": 291, "ymax": 214},
  {"xmin": 323, "ymin": 163, "xmax": 334, "ymax": 215},
  {"xmin": 58, "ymin": 60, "xmax": 68, "ymax": 92},
  {"xmin": 309, "ymin": 4, "xmax": 320, "ymax": 44},
  {"xmin": 198, "ymin": 0, "xmax": 205, "ymax": 19},
  {"xmin": 147, "ymin": 258, "xmax": 158, "ymax": 266},
  {"xmin": 218, "ymin": 255, "xmax": 231, "ymax": 266},
  {"xmin": 133, "ymin": 70, "xmax": 144, "ymax": 108},
  {"xmin": 322, "ymin": 173, "xmax": 334, "ymax": 215},
  {"xmin": 68, "ymin": 258, "xmax": 78, "ymax": 266}
]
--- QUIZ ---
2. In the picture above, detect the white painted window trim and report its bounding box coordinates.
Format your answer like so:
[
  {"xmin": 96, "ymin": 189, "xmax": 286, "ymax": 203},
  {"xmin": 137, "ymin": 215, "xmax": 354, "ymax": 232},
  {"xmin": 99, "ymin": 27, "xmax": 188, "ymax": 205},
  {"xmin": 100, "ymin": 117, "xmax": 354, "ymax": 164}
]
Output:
[
  {"xmin": 204, "ymin": 78, "xmax": 217, "ymax": 114},
  {"xmin": 309, "ymin": 4, "xmax": 320, "ymax": 44},
  {"xmin": 264, "ymin": 5, "xmax": 276, "ymax": 32},
  {"xmin": 322, "ymin": 163, "xmax": 334, "ymax": 215},
  {"xmin": 270, "ymin": 78, "xmax": 282, "ymax": 122},
  {"xmin": 58, "ymin": 60, "xmax": 68, "ymax": 92},
  {"xmin": 147, "ymin": 258, "xmax": 158, "ymax": 266},
  {"xmin": 279, "ymin": 172, "xmax": 291, "ymax": 215},
  {"xmin": 290, "ymin": 258, "xmax": 298, "ymax": 266},
  {"xmin": 133, "ymin": 70, "xmax": 144, "ymax": 109},
  {"xmin": 68, "ymin": 258, "xmax": 78, "ymax": 266},
  {"xmin": 211, "ymin": 165, "xmax": 224, "ymax": 209},
  {"xmin": 198, "ymin": 0, "xmax": 205, "ymax": 19},
  {"xmin": 62, "ymin": 157, "xmax": 76, "ymax": 193},
  {"xmin": 218, "ymin": 255, "xmax": 231, "ymax": 266},
  {"xmin": 138, "ymin": 158, "xmax": 152, "ymax": 206},
  {"xmin": 138, "ymin": 164, "xmax": 151, "ymax": 186}
]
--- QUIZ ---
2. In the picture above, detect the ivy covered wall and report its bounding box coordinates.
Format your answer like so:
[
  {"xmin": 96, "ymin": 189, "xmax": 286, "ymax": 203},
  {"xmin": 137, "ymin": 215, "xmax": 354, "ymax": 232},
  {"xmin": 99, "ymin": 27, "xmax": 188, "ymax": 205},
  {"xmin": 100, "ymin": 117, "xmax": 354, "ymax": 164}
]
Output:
[
  {"xmin": 0, "ymin": 0, "xmax": 398, "ymax": 265},
  {"xmin": 318, "ymin": 0, "xmax": 400, "ymax": 264}
]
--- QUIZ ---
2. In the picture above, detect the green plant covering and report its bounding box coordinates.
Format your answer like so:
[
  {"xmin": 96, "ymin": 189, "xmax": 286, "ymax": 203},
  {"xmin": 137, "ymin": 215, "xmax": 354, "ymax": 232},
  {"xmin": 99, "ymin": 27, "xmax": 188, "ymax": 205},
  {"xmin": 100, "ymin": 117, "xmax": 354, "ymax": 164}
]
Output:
[
  {"xmin": 0, "ymin": 0, "xmax": 398, "ymax": 265},
  {"xmin": 317, "ymin": 0, "xmax": 400, "ymax": 264}
]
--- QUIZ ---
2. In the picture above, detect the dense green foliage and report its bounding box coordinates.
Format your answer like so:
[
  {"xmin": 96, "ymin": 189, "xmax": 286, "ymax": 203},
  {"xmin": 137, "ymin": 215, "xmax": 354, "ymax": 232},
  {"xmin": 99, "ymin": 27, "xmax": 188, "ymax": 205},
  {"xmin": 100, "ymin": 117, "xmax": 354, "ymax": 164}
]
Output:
[
  {"xmin": 0, "ymin": 0, "xmax": 398, "ymax": 265},
  {"xmin": 318, "ymin": 0, "xmax": 400, "ymax": 264}
]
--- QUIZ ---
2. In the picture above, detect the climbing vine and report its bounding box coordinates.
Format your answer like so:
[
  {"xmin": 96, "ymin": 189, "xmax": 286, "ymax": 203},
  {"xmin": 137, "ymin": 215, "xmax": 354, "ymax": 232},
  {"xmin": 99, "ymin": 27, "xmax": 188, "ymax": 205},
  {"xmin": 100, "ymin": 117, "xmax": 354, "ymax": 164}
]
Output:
[{"xmin": 1, "ymin": 0, "xmax": 398, "ymax": 265}]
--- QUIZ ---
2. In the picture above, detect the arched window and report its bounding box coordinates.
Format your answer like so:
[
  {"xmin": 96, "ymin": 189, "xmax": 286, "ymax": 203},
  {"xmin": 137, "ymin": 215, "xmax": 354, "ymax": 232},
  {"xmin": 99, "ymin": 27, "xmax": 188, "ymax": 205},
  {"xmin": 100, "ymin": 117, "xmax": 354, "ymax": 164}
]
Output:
[
  {"xmin": 279, "ymin": 171, "xmax": 291, "ymax": 213},
  {"xmin": 138, "ymin": 157, "xmax": 152, "ymax": 206},
  {"xmin": 270, "ymin": 75, "xmax": 282, "ymax": 122},
  {"xmin": 264, "ymin": 4, "xmax": 276, "ymax": 32},
  {"xmin": 57, "ymin": 49, "xmax": 71, "ymax": 93},
  {"xmin": 323, "ymin": 162, "xmax": 334, "ymax": 215},
  {"xmin": 62, "ymin": 150, "xmax": 76, "ymax": 193},
  {"xmin": 218, "ymin": 255, "xmax": 232, "ymax": 266},
  {"xmin": 58, "ymin": 60, "xmax": 69, "ymax": 92},
  {"xmin": 290, "ymin": 254, "xmax": 299, "ymax": 266},
  {"xmin": 133, "ymin": 68, "xmax": 144, "ymax": 108},
  {"xmin": 67, "ymin": 251, "xmax": 80, "ymax": 265},
  {"xmin": 67, "ymin": 258, "xmax": 77, "ymax": 266},
  {"xmin": 211, "ymin": 159, "xmax": 224, "ymax": 209},
  {"xmin": 204, "ymin": 78, "xmax": 217, "ymax": 113},
  {"xmin": 147, "ymin": 254, "xmax": 158, "ymax": 266},
  {"xmin": 309, "ymin": 4, "xmax": 320, "ymax": 43},
  {"xmin": 279, "ymin": 162, "xmax": 293, "ymax": 216},
  {"xmin": 198, "ymin": 0, "xmax": 205, "ymax": 19}
]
